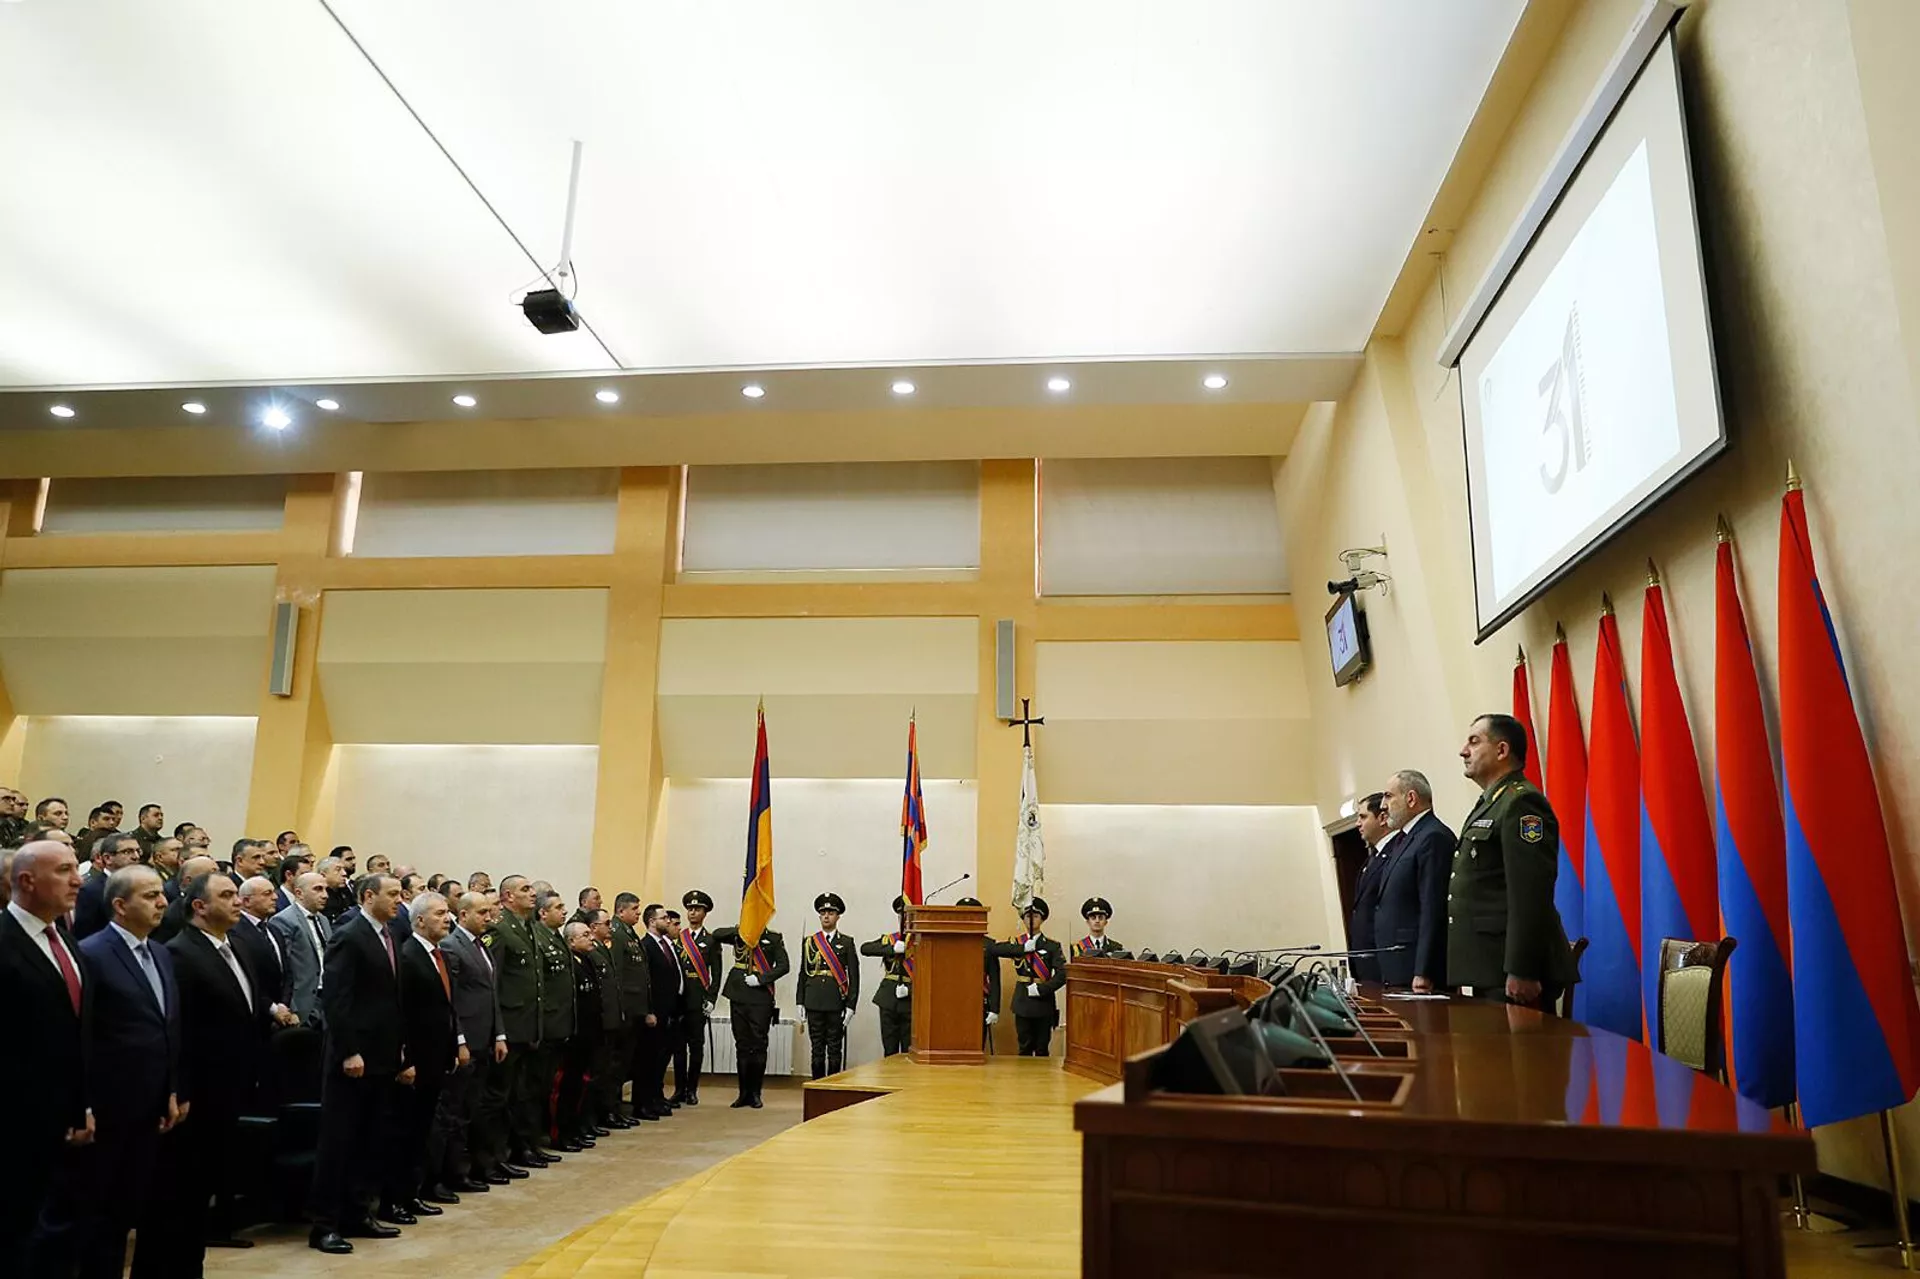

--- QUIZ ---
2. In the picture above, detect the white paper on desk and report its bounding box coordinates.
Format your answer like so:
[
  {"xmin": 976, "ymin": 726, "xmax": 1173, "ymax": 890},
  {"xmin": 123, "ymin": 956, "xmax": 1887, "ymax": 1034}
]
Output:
[{"xmin": 1381, "ymin": 992, "xmax": 1452, "ymax": 1001}]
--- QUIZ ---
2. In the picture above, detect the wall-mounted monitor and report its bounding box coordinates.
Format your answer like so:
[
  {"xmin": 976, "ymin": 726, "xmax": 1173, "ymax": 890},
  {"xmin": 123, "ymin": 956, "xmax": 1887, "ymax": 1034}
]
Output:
[
  {"xmin": 1439, "ymin": 5, "xmax": 1727, "ymax": 641},
  {"xmin": 1327, "ymin": 591, "xmax": 1370, "ymax": 687}
]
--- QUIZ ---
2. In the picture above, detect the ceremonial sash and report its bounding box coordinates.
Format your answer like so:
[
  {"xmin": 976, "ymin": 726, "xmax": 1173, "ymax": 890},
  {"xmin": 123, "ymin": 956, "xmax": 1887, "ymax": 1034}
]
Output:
[
  {"xmin": 748, "ymin": 944, "xmax": 773, "ymax": 976},
  {"xmin": 679, "ymin": 934, "xmax": 712, "ymax": 988},
  {"xmin": 811, "ymin": 932, "xmax": 850, "ymax": 996},
  {"xmin": 881, "ymin": 932, "xmax": 914, "ymax": 979},
  {"xmin": 1019, "ymin": 934, "xmax": 1053, "ymax": 983},
  {"xmin": 1073, "ymin": 935, "xmax": 1099, "ymax": 957}
]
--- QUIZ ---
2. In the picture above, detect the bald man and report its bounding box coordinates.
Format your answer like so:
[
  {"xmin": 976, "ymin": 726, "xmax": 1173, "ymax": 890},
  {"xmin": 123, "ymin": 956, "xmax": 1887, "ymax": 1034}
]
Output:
[{"xmin": 154, "ymin": 855, "xmax": 219, "ymax": 946}]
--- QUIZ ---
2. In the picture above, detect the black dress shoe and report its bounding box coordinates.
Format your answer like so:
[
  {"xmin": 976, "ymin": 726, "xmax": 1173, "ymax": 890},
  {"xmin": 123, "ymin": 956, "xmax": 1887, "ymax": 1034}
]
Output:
[
  {"xmin": 554, "ymin": 1139, "xmax": 585, "ymax": 1153},
  {"xmin": 665, "ymin": 1098, "xmax": 683, "ymax": 1109},
  {"xmin": 521, "ymin": 1152, "xmax": 551, "ymax": 1167},
  {"xmin": 454, "ymin": 1177, "xmax": 491, "ymax": 1193},
  {"xmin": 611, "ymin": 1116, "xmax": 637, "ymax": 1129},
  {"xmin": 376, "ymin": 1206, "xmax": 417, "ymax": 1226},
  {"xmin": 309, "ymin": 1230, "xmax": 353, "ymax": 1254},
  {"xmin": 345, "ymin": 1217, "xmax": 402, "ymax": 1239},
  {"xmin": 591, "ymin": 1124, "xmax": 612, "ymax": 1137},
  {"xmin": 637, "ymin": 1108, "xmax": 662, "ymax": 1120},
  {"xmin": 683, "ymin": 1093, "xmax": 700, "ymax": 1106},
  {"xmin": 424, "ymin": 1185, "xmax": 462, "ymax": 1205},
  {"xmin": 499, "ymin": 1165, "xmax": 530, "ymax": 1181},
  {"xmin": 405, "ymin": 1197, "xmax": 444, "ymax": 1217},
  {"xmin": 730, "ymin": 1095, "xmax": 752, "ymax": 1109},
  {"xmin": 748, "ymin": 1094, "xmax": 764, "ymax": 1109},
  {"xmin": 206, "ymin": 1235, "xmax": 254, "ymax": 1249},
  {"xmin": 537, "ymin": 1148, "xmax": 565, "ymax": 1162}
]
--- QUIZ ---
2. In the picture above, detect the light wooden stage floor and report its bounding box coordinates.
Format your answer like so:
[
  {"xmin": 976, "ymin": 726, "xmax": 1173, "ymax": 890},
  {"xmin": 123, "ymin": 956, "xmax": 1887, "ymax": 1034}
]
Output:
[{"xmin": 507, "ymin": 1056, "xmax": 1101, "ymax": 1278}]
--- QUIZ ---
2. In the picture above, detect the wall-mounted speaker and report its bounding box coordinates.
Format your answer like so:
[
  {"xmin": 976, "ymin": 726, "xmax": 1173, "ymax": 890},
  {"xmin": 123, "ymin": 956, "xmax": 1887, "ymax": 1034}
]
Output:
[
  {"xmin": 268, "ymin": 600, "xmax": 299, "ymax": 697},
  {"xmin": 994, "ymin": 618, "xmax": 1016, "ymax": 721}
]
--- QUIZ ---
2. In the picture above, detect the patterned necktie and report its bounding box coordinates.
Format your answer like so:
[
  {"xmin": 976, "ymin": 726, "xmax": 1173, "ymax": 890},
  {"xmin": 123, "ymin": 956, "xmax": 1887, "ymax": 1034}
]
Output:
[
  {"xmin": 47, "ymin": 925, "xmax": 82, "ymax": 1014},
  {"xmin": 432, "ymin": 946, "xmax": 450, "ymax": 1000}
]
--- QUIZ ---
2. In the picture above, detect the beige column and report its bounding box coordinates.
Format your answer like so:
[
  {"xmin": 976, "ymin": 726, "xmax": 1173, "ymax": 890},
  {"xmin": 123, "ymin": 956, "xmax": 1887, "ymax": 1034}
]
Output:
[
  {"xmin": 588, "ymin": 467, "xmax": 680, "ymax": 894},
  {"xmin": 973, "ymin": 459, "xmax": 1039, "ymax": 1051}
]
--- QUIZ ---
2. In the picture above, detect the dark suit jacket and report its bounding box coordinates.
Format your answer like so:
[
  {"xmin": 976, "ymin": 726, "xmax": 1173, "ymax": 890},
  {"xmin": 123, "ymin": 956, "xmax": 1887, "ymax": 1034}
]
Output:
[
  {"xmin": 398, "ymin": 939, "xmax": 458, "ymax": 1081},
  {"xmin": 79, "ymin": 926, "xmax": 180, "ymax": 1128},
  {"xmin": 321, "ymin": 914, "xmax": 405, "ymax": 1074},
  {"xmin": 231, "ymin": 912, "xmax": 288, "ymax": 1009},
  {"xmin": 1374, "ymin": 813, "xmax": 1457, "ymax": 987},
  {"xmin": 166, "ymin": 925, "xmax": 272, "ymax": 1120},
  {"xmin": 641, "ymin": 930, "xmax": 684, "ymax": 1020},
  {"xmin": 72, "ymin": 872, "xmax": 113, "ymax": 941},
  {"xmin": 0, "ymin": 911, "xmax": 92, "ymax": 1139},
  {"xmin": 1347, "ymin": 837, "xmax": 1394, "ymax": 982},
  {"xmin": 151, "ymin": 892, "xmax": 191, "ymax": 947},
  {"xmin": 442, "ymin": 926, "xmax": 503, "ymax": 1049}
]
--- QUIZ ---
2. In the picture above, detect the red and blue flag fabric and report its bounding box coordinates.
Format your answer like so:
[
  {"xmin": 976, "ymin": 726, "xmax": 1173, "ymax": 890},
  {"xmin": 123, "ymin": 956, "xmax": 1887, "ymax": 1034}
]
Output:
[
  {"xmin": 1546, "ymin": 628, "xmax": 1589, "ymax": 1001},
  {"xmin": 1513, "ymin": 646, "xmax": 1544, "ymax": 792},
  {"xmin": 1583, "ymin": 601, "xmax": 1643, "ymax": 1040},
  {"xmin": 900, "ymin": 717, "xmax": 928, "ymax": 907}
]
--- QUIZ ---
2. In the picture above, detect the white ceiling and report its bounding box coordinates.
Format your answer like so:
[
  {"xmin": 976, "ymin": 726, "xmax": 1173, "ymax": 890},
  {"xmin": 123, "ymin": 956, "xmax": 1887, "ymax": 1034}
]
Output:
[{"xmin": 0, "ymin": 1, "xmax": 1524, "ymax": 390}]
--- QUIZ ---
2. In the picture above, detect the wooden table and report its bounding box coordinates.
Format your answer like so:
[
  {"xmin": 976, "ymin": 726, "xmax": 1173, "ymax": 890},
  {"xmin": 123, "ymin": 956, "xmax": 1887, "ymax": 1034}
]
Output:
[
  {"xmin": 1075, "ymin": 993, "xmax": 1816, "ymax": 1278},
  {"xmin": 1063, "ymin": 955, "xmax": 1270, "ymax": 1083}
]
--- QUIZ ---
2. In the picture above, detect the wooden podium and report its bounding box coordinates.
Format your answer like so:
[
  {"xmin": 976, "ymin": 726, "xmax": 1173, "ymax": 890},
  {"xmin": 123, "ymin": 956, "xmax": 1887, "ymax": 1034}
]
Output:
[{"xmin": 906, "ymin": 903, "xmax": 989, "ymax": 1065}]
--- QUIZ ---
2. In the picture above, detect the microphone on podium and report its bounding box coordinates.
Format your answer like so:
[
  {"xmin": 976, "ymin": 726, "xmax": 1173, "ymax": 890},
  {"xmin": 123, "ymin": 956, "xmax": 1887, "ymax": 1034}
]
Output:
[{"xmin": 922, "ymin": 873, "xmax": 971, "ymax": 901}]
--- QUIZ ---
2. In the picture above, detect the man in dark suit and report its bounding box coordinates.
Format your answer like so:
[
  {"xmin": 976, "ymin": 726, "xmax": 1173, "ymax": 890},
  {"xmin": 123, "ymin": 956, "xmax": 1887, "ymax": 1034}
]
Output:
[
  {"xmin": 74, "ymin": 865, "xmax": 182, "ymax": 1279},
  {"xmin": 5, "ymin": 841, "xmax": 92, "ymax": 1278},
  {"xmin": 72, "ymin": 831, "xmax": 139, "ymax": 941},
  {"xmin": 436, "ymin": 891, "xmax": 507, "ymax": 1189},
  {"xmin": 308, "ymin": 873, "xmax": 414, "ymax": 1255},
  {"xmin": 637, "ymin": 903, "xmax": 686, "ymax": 1116},
  {"xmin": 151, "ymin": 854, "xmax": 219, "ymax": 946},
  {"xmin": 1345, "ymin": 794, "xmax": 1395, "ymax": 983},
  {"xmin": 233, "ymin": 875, "xmax": 291, "ymax": 1009},
  {"xmin": 1375, "ymin": 770, "xmax": 1457, "ymax": 991},
  {"xmin": 395, "ymin": 890, "xmax": 462, "ymax": 1216},
  {"xmin": 144, "ymin": 870, "xmax": 276, "ymax": 1279}
]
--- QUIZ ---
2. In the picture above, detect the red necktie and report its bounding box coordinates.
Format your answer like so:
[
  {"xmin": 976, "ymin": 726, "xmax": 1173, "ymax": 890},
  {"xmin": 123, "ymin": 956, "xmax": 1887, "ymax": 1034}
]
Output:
[
  {"xmin": 432, "ymin": 946, "xmax": 450, "ymax": 1000},
  {"xmin": 47, "ymin": 926, "xmax": 82, "ymax": 1014}
]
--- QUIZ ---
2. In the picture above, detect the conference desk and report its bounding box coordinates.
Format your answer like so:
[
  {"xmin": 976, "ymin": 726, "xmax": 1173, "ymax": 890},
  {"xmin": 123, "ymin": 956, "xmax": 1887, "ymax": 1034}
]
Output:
[{"xmin": 1066, "ymin": 960, "xmax": 1815, "ymax": 1278}]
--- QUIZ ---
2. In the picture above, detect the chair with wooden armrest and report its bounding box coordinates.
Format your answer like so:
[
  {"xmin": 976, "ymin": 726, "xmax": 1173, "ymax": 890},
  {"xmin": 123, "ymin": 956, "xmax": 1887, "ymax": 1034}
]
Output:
[{"xmin": 1657, "ymin": 936, "xmax": 1738, "ymax": 1083}]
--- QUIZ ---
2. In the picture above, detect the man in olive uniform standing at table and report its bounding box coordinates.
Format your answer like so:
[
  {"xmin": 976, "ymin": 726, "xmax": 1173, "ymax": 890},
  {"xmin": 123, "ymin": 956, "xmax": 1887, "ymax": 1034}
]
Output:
[
  {"xmin": 988, "ymin": 897, "xmax": 1067, "ymax": 1056},
  {"xmin": 608, "ymin": 894, "xmax": 651, "ymax": 1123},
  {"xmin": 486, "ymin": 875, "xmax": 547, "ymax": 1172},
  {"xmin": 796, "ymin": 892, "xmax": 860, "ymax": 1079},
  {"xmin": 1072, "ymin": 897, "xmax": 1124, "ymax": 958},
  {"xmin": 673, "ymin": 890, "xmax": 721, "ymax": 1105},
  {"xmin": 711, "ymin": 917, "xmax": 790, "ymax": 1108},
  {"xmin": 1450, "ymin": 713, "xmax": 1579, "ymax": 1012},
  {"xmin": 532, "ymin": 891, "xmax": 576, "ymax": 1151},
  {"xmin": 860, "ymin": 894, "xmax": 916, "ymax": 1057}
]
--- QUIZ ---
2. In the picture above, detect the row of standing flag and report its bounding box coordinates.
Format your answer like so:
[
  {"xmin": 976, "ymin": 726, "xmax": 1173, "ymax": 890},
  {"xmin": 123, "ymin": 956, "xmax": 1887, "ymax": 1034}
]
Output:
[{"xmin": 1512, "ymin": 470, "xmax": 1920, "ymax": 1127}]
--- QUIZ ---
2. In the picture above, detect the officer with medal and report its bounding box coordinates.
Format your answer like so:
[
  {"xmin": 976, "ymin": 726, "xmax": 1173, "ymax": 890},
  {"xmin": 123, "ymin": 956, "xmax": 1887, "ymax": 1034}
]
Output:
[
  {"xmin": 1072, "ymin": 897, "xmax": 1123, "ymax": 958},
  {"xmin": 607, "ymin": 893, "xmax": 651, "ymax": 1124},
  {"xmin": 486, "ymin": 875, "xmax": 548, "ymax": 1170},
  {"xmin": 672, "ymin": 889, "xmax": 722, "ymax": 1105},
  {"xmin": 859, "ymin": 894, "xmax": 916, "ymax": 1057},
  {"xmin": 711, "ymin": 914, "xmax": 790, "ymax": 1109},
  {"xmin": 532, "ymin": 891, "xmax": 578, "ymax": 1150},
  {"xmin": 795, "ymin": 892, "xmax": 860, "ymax": 1079},
  {"xmin": 958, "ymin": 896, "xmax": 1002, "ymax": 1048},
  {"xmin": 988, "ymin": 897, "xmax": 1067, "ymax": 1056},
  {"xmin": 1450, "ymin": 713, "xmax": 1579, "ymax": 1011}
]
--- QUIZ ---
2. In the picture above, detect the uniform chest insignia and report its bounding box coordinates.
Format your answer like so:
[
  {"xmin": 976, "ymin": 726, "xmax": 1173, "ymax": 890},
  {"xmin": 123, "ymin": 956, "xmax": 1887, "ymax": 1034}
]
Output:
[
  {"xmin": 1520, "ymin": 815, "xmax": 1544, "ymax": 843},
  {"xmin": 1471, "ymin": 818, "xmax": 1495, "ymax": 829}
]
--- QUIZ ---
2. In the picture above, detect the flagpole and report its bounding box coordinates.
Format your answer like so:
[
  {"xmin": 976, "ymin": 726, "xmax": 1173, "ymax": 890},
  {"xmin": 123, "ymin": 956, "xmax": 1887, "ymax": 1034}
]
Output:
[{"xmin": 1883, "ymin": 1110, "xmax": 1916, "ymax": 1270}]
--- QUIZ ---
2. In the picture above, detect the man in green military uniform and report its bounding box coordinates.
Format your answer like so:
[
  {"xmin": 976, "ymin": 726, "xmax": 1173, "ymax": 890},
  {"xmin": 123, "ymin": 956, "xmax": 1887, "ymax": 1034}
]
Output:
[
  {"xmin": 1071, "ymin": 897, "xmax": 1124, "ymax": 958},
  {"xmin": 532, "ymin": 891, "xmax": 577, "ymax": 1152},
  {"xmin": 959, "ymin": 896, "xmax": 1001, "ymax": 1051},
  {"xmin": 988, "ymin": 897, "xmax": 1067, "ymax": 1056},
  {"xmin": 796, "ymin": 892, "xmax": 860, "ymax": 1079},
  {"xmin": 672, "ymin": 890, "xmax": 722, "ymax": 1105},
  {"xmin": 485, "ymin": 875, "xmax": 548, "ymax": 1171},
  {"xmin": 711, "ymin": 916, "xmax": 791, "ymax": 1109},
  {"xmin": 859, "ymin": 895, "xmax": 916, "ymax": 1057},
  {"xmin": 608, "ymin": 893, "xmax": 652, "ymax": 1124},
  {"xmin": 584, "ymin": 910, "xmax": 626, "ymax": 1133},
  {"xmin": 1450, "ymin": 713, "xmax": 1579, "ymax": 1011}
]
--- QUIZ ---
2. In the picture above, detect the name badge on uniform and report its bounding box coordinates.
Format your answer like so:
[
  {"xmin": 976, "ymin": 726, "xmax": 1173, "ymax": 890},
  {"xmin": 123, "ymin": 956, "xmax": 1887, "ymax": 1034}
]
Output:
[{"xmin": 1471, "ymin": 818, "xmax": 1495, "ymax": 829}]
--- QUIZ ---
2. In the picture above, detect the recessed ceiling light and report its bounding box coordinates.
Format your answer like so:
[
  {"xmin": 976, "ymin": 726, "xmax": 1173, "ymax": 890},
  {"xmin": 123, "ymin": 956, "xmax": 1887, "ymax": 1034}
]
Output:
[
  {"xmin": 1047, "ymin": 376, "xmax": 1072, "ymax": 393},
  {"xmin": 315, "ymin": 398, "xmax": 340, "ymax": 412},
  {"xmin": 891, "ymin": 380, "xmax": 916, "ymax": 397},
  {"xmin": 1202, "ymin": 374, "xmax": 1229, "ymax": 391},
  {"xmin": 595, "ymin": 388, "xmax": 621, "ymax": 404},
  {"xmin": 452, "ymin": 394, "xmax": 478, "ymax": 408},
  {"xmin": 742, "ymin": 384, "xmax": 765, "ymax": 399},
  {"xmin": 48, "ymin": 404, "xmax": 74, "ymax": 419},
  {"xmin": 181, "ymin": 401, "xmax": 207, "ymax": 415},
  {"xmin": 262, "ymin": 407, "xmax": 292, "ymax": 431}
]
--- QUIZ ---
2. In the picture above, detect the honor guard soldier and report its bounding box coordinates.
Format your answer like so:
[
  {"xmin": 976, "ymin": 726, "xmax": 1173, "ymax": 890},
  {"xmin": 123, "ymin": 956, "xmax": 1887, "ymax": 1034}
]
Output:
[
  {"xmin": 608, "ymin": 894, "xmax": 651, "ymax": 1125},
  {"xmin": 673, "ymin": 890, "xmax": 722, "ymax": 1104},
  {"xmin": 486, "ymin": 875, "xmax": 548, "ymax": 1170},
  {"xmin": 859, "ymin": 895, "xmax": 916, "ymax": 1056},
  {"xmin": 711, "ymin": 918, "xmax": 790, "ymax": 1108},
  {"xmin": 988, "ymin": 898, "xmax": 1067, "ymax": 1056},
  {"xmin": 1450, "ymin": 714, "xmax": 1579, "ymax": 1011},
  {"xmin": 1073, "ymin": 898, "xmax": 1123, "ymax": 957},
  {"xmin": 958, "ymin": 896, "xmax": 1001, "ymax": 1049},
  {"xmin": 796, "ymin": 892, "xmax": 860, "ymax": 1079},
  {"xmin": 532, "ymin": 892, "xmax": 577, "ymax": 1151}
]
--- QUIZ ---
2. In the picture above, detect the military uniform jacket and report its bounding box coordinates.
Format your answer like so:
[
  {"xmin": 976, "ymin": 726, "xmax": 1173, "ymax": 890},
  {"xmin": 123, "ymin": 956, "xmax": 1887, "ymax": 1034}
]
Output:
[
  {"xmin": 610, "ymin": 919, "xmax": 652, "ymax": 1023},
  {"xmin": 984, "ymin": 945, "xmax": 1001, "ymax": 1017},
  {"xmin": 573, "ymin": 950, "xmax": 605, "ymax": 1041},
  {"xmin": 859, "ymin": 932, "xmax": 913, "ymax": 1010},
  {"xmin": 1070, "ymin": 935, "xmax": 1124, "ymax": 959},
  {"xmin": 1446, "ymin": 770, "xmax": 1579, "ymax": 991},
  {"xmin": 489, "ymin": 909, "xmax": 543, "ymax": 1044},
  {"xmin": 535, "ymin": 922, "xmax": 576, "ymax": 1041},
  {"xmin": 711, "ymin": 926, "xmax": 790, "ymax": 1008},
  {"xmin": 987, "ymin": 933, "xmax": 1067, "ymax": 1018},
  {"xmin": 796, "ymin": 931, "xmax": 860, "ymax": 1013},
  {"xmin": 677, "ymin": 927, "xmax": 722, "ymax": 1014},
  {"xmin": 589, "ymin": 942, "xmax": 624, "ymax": 1030}
]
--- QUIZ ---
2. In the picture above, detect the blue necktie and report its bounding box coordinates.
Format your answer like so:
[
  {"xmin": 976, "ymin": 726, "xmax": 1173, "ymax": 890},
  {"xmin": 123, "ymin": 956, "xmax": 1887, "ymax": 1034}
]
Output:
[{"xmin": 135, "ymin": 940, "xmax": 165, "ymax": 1014}]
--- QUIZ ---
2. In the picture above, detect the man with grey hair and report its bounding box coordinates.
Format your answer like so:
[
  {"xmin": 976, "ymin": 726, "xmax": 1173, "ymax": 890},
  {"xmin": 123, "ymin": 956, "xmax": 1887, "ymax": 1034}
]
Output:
[
  {"xmin": 395, "ymin": 891, "xmax": 461, "ymax": 1215},
  {"xmin": 233, "ymin": 875, "xmax": 294, "ymax": 1017},
  {"xmin": 1375, "ymin": 769, "xmax": 1456, "ymax": 992},
  {"xmin": 438, "ymin": 890, "xmax": 507, "ymax": 1190}
]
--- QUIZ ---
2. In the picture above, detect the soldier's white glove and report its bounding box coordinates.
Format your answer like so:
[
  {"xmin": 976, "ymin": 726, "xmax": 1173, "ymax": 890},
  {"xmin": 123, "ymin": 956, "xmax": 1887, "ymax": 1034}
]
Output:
[
  {"xmin": 893, "ymin": 940, "xmax": 907, "ymax": 954},
  {"xmin": 1028, "ymin": 982, "xmax": 1041, "ymax": 998},
  {"xmin": 986, "ymin": 1011, "xmax": 1000, "ymax": 1026},
  {"xmin": 896, "ymin": 983, "xmax": 910, "ymax": 999},
  {"xmin": 744, "ymin": 974, "xmax": 760, "ymax": 988},
  {"xmin": 1023, "ymin": 938, "xmax": 1036, "ymax": 953},
  {"xmin": 703, "ymin": 1001, "xmax": 715, "ymax": 1015},
  {"xmin": 842, "ymin": 1007, "xmax": 854, "ymax": 1026}
]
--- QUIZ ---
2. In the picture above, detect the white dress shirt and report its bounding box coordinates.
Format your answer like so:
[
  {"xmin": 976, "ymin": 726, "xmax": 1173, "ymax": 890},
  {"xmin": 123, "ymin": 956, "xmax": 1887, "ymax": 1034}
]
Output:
[
  {"xmin": 1396, "ymin": 809, "xmax": 1429, "ymax": 841},
  {"xmin": 8, "ymin": 900, "xmax": 81, "ymax": 986},
  {"xmin": 200, "ymin": 925, "xmax": 255, "ymax": 1012}
]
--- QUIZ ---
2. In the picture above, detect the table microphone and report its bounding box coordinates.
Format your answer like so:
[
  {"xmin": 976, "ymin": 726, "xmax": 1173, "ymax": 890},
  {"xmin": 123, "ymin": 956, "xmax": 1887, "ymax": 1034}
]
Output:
[{"xmin": 924, "ymin": 873, "xmax": 971, "ymax": 900}]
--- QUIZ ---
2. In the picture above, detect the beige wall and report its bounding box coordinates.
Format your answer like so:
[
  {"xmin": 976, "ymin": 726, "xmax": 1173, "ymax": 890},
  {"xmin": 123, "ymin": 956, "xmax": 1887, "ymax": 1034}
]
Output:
[{"xmin": 1284, "ymin": 0, "xmax": 1920, "ymax": 1186}]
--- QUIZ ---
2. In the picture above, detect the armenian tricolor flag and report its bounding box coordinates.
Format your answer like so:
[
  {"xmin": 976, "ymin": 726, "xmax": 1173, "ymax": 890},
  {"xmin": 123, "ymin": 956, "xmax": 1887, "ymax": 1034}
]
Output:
[
  {"xmin": 1513, "ymin": 645, "xmax": 1545, "ymax": 791},
  {"xmin": 1546, "ymin": 626, "xmax": 1590, "ymax": 1003},
  {"xmin": 1583, "ymin": 599, "xmax": 1643, "ymax": 1041},
  {"xmin": 900, "ymin": 716, "xmax": 928, "ymax": 907},
  {"xmin": 739, "ymin": 702, "xmax": 776, "ymax": 949}
]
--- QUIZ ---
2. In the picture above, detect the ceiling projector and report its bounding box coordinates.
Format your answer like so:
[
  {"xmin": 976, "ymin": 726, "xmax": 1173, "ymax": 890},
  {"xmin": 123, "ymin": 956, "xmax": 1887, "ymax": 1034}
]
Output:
[{"xmin": 521, "ymin": 288, "xmax": 580, "ymax": 335}]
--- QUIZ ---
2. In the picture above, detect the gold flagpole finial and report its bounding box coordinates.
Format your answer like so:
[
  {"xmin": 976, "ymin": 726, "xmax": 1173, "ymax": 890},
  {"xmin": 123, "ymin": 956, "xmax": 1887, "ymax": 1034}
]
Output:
[
  {"xmin": 1646, "ymin": 558, "xmax": 1661, "ymax": 587},
  {"xmin": 1515, "ymin": 643, "xmax": 1526, "ymax": 666},
  {"xmin": 1716, "ymin": 514, "xmax": 1733, "ymax": 544},
  {"xmin": 1554, "ymin": 621, "xmax": 1566, "ymax": 644},
  {"xmin": 1786, "ymin": 458, "xmax": 1802, "ymax": 492},
  {"xmin": 1600, "ymin": 592, "xmax": 1615, "ymax": 618}
]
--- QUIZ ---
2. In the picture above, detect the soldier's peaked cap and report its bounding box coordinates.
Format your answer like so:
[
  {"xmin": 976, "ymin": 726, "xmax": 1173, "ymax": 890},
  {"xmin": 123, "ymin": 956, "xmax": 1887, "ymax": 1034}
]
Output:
[
  {"xmin": 1023, "ymin": 897, "xmax": 1050, "ymax": 920},
  {"xmin": 815, "ymin": 891, "xmax": 846, "ymax": 913},
  {"xmin": 682, "ymin": 889, "xmax": 714, "ymax": 910},
  {"xmin": 1081, "ymin": 897, "xmax": 1113, "ymax": 918}
]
